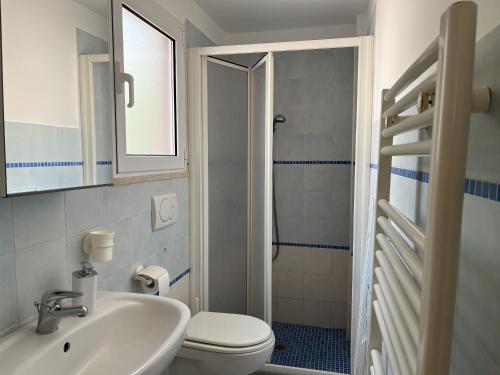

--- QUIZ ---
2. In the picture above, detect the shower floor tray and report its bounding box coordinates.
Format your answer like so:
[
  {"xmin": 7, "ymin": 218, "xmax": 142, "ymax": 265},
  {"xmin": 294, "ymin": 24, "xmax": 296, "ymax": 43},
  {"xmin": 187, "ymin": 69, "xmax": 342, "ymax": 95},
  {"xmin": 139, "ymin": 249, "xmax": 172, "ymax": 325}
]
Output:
[{"xmin": 270, "ymin": 321, "xmax": 350, "ymax": 374}]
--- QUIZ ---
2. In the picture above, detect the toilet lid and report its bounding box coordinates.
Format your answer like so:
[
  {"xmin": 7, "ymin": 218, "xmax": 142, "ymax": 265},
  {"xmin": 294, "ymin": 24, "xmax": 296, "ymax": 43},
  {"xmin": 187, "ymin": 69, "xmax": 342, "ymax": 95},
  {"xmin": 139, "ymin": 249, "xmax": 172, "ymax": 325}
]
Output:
[{"xmin": 185, "ymin": 312, "xmax": 273, "ymax": 348}]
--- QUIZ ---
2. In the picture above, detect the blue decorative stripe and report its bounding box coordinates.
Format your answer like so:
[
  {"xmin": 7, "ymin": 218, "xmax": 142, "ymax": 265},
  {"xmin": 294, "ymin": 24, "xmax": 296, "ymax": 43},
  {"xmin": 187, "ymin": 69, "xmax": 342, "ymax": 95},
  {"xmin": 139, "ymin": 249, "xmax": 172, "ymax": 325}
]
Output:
[
  {"xmin": 370, "ymin": 163, "xmax": 499, "ymax": 202},
  {"xmin": 273, "ymin": 241, "xmax": 350, "ymax": 250},
  {"xmin": 5, "ymin": 161, "xmax": 112, "ymax": 168},
  {"xmin": 169, "ymin": 268, "xmax": 190, "ymax": 287},
  {"xmin": 274, "ymin": 160, "xmax": 352, "ymax": 165},
  {"xmin": 6, "ymin": 161, "xmax": 83, "ymax": 168}
]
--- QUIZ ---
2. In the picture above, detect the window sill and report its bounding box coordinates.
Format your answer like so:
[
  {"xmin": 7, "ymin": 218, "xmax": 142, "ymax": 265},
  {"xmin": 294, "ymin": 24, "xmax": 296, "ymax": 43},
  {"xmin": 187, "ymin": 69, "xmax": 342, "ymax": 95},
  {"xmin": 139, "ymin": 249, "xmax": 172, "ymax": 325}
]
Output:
[{"xmin": 113, "ymin": 168, "xmax": 189, "ymax": 186}]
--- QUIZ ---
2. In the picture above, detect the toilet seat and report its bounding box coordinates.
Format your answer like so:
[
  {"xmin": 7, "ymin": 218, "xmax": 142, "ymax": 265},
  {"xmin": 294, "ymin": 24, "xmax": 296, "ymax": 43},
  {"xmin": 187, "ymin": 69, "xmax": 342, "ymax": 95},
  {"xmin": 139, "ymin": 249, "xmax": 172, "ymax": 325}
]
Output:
[{"xmin": 182, "ymin": 312, "xmax": 274, "ymax": 354}]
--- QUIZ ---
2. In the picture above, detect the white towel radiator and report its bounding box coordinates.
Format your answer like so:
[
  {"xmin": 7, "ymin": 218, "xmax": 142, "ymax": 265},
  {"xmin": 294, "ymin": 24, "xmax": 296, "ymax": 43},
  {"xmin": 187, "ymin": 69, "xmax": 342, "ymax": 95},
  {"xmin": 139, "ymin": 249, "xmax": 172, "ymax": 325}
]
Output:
[{"xmin": 369, "ymin": 2, "xmax": 490, "ymax": 375}]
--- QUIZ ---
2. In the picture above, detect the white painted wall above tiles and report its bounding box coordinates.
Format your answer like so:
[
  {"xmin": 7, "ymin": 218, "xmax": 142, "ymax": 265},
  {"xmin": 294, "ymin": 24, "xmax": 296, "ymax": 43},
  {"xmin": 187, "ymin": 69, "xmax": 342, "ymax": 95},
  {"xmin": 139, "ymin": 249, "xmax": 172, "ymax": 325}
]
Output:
[
  {"xmin": 1, "ymin": 0, "xmax": 108, "ymax": 128},
  {"xmin": 0, "ymin": 177, "xmax": 190, "ymax": 336}
]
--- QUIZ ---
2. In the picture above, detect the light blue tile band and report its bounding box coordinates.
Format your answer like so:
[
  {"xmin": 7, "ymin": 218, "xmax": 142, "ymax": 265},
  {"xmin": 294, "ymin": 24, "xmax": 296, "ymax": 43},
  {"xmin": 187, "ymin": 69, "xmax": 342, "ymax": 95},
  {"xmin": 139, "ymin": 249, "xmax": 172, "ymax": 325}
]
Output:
[{"xmin": 370, "ymin": 163, "xmax": 500, "ymax": 202}]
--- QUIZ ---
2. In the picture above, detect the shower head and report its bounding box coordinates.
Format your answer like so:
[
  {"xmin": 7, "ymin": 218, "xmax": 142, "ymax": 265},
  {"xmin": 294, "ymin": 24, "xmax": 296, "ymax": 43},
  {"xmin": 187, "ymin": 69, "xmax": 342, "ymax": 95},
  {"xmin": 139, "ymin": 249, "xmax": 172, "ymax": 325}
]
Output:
[{"xmin": 273, "ymin": 114, "xmax": 286, "ymax": 132}]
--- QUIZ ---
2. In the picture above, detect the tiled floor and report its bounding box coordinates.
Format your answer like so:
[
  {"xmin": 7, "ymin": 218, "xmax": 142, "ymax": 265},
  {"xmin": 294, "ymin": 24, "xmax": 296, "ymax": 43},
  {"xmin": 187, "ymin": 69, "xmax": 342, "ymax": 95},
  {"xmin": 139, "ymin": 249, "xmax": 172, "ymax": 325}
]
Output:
[{"xmin": 270, "ymin": 321, "xmax": 350, "ymax": 373}]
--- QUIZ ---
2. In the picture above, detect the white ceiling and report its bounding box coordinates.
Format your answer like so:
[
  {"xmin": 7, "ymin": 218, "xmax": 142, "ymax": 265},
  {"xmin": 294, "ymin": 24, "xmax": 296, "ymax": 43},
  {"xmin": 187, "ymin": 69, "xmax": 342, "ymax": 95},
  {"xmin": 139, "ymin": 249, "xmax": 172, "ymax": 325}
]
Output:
[{"xmin": 193, "ymin": 0, "xmax": 370, "ymax": 34}]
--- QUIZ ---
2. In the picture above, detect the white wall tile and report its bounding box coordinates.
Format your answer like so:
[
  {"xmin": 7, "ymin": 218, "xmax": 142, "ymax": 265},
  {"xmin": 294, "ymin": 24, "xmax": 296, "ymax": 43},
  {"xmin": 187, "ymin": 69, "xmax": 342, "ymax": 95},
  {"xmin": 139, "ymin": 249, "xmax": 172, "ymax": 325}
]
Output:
[
  {"xmin": 65, "ymin": 187, "xmax": 104, "ymax": 235},
  {"xmin": 278, "ymin": 271, "xmax": 303, "ymax": 299},
  {"xmin": 276, "ymin": 190, "xmax": 304, "ymax": 217},
  {"xmin": 278, "ymin": 297, "xmax": 303, "ymax": 324},
  {"xmin": 167, "ymin": 274, "xmax": 190, "ymax": 306},
  {"xmin": 331, "ymin": 275, "xmax": 348, "ymax": 303},
  {"xmin": 303, "ymin": 274, "xmax": 331, "ymax": 301},
  {"xmin": 303, "ymin": 248, "xmax": 331, "ymax": 274},
  {"xmin": 0, "ymin": 199, "xmax": 13, "ymax": 257},
  {"xmin": 0, "ymin": 252, "xmax": 18, "ymax": 334},
  {"xmin": 304, "ymin": 300, "xmax": 331, "ymax": 328},
  {"xmin": 331, "ymin": 301, "xmax": 347, "ymax": 329},
  {"xmin": 12, "ymin": 192, "xmax": 65, "ymax": 250},
  {"xmin": 273, "ymin": 247, "xmax": 303, "ymax": 273},
  {"xmin": 15, "ymin": 238, "xmax": 69, "ymax": 322},
  {"xmin": 331, "ymin": 250, "xmax": 348, "ymax": 276},
  {"xmin": 0, "ymin": 176, "xmax": 190, "ymax": 337},
  {"xmin": 272, "ymin": 271, "xmax": 279, "ymax": 296},
  {"xmin": 102, "ymin": 185, "xmax": 133, "ymax": 224}
]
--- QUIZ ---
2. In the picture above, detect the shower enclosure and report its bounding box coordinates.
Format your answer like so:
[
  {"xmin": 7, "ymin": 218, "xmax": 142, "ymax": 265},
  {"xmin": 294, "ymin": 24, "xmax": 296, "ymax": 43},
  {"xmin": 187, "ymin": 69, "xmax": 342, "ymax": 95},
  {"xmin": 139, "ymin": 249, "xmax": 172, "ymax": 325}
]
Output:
[{"xmin": 188, "ymin": 37, "xmax": 374, "ymax": 375}]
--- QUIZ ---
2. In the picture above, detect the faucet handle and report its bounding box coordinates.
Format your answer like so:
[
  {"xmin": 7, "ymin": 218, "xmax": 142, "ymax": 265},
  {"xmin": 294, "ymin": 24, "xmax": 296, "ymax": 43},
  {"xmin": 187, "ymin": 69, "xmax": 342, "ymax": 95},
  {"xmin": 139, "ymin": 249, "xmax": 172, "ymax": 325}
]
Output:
[{"xmin": 40, "ymin": 289, "xmax": 83, "ymax": 306}]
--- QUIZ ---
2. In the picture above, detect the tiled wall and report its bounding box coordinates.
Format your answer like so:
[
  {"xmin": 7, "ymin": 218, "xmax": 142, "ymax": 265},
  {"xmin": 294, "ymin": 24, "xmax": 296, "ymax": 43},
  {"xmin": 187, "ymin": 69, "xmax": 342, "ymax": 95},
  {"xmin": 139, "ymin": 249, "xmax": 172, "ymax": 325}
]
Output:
[
  {"xmin": 0, "ymin": 177, "xmax": 190, "ymax": 337},
  {"xmin": 272, "ymin": 48, "xmax": 355, "ymax": 329},
  {"xmin": 362, "ymin": 19, "xmax": 500, "ymax": 375},
  {"xmin": 5, "ymin": 122, "xmax": 84, "ymax": 193}
]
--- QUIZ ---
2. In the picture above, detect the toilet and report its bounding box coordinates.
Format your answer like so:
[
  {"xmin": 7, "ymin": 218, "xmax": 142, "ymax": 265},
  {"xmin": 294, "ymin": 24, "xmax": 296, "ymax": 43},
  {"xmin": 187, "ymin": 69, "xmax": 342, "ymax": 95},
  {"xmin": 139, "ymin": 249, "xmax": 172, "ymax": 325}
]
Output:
[{"xmin": 168, "ymin": 311, "xmax": 275, "ymax": 375}]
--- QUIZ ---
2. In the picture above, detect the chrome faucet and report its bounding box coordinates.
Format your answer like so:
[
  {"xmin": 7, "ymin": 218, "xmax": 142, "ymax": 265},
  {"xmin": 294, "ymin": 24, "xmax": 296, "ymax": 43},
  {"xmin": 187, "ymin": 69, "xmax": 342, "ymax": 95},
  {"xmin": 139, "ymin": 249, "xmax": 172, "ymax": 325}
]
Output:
[{"xmin": 34, "ymin": 290, "xmax": 88, "ymax": 335}]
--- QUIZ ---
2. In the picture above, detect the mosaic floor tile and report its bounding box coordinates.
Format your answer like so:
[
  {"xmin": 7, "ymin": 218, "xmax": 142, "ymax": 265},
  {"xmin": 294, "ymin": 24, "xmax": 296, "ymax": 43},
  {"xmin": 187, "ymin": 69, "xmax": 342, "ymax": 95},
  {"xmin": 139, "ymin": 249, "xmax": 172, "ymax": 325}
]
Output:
[{"xmin": 270, "ymin": 322, "xmax": 350, "ymax": 374}]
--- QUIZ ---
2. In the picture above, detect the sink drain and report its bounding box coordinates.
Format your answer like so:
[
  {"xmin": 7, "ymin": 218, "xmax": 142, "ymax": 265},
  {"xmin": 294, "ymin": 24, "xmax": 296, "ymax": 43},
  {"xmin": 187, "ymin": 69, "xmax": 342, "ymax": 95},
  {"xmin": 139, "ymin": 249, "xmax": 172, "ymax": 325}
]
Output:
[
  {"xmin": 63, "ymin": 342, "xmax": 71, "ymax": 353},
  {"xmin": 275, "ymin": 343, "xmax": 288, "ymax": 352}
]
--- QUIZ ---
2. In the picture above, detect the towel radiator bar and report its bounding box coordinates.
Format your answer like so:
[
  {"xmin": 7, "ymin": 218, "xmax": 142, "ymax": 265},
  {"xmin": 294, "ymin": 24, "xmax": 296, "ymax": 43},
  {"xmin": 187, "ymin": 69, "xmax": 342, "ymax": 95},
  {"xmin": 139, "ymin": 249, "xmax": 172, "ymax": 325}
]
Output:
[{"xmin": 369, "ymin": 2, "xmax": 491, "ymax": 375}]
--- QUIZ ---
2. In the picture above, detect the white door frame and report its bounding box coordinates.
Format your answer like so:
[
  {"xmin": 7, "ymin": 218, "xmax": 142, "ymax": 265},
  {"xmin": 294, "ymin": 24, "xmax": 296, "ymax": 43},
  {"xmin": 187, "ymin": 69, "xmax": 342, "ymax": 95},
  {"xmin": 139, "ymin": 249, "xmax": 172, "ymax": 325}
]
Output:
[
  {"xmin": 79, "ymin": 54, "xmax": 110, "ymax": 186},
  {"xmin": 188, "ymin": 36, "xmax": 374, "ymax": 332}
]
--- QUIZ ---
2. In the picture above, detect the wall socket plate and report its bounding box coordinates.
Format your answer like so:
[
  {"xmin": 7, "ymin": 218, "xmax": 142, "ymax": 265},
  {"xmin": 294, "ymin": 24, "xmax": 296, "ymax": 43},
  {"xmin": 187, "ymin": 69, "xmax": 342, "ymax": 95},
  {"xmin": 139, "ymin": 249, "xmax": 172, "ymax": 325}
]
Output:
[{"xmin": 151, "ymin": 193, "xmax": 177, "ymax": 231}]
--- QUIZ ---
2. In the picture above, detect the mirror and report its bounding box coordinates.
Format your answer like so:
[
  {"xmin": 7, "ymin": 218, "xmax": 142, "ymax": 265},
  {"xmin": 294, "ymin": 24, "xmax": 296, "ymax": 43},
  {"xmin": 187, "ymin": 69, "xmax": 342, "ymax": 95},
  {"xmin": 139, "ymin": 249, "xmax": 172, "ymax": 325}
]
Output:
[{"xmin": 0, "ymin": 0, "xmax": 114, "ymax": 195}]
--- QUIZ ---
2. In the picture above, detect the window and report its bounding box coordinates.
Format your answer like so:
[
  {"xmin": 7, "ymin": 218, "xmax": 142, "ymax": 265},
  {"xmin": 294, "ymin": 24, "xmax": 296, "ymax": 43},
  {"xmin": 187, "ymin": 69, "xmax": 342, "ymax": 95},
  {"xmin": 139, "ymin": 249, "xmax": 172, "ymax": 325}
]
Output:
[{"xmin": 113, "ymin": 1, "xmax": 186, "ymax": 174}]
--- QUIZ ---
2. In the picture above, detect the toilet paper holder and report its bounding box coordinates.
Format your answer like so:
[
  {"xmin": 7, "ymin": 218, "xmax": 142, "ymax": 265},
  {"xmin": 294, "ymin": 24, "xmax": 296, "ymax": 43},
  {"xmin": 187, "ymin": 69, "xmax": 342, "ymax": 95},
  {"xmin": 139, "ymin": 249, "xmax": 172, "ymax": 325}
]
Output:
[{"xmin": 134, "ymin": 265, "xmax": 169, "ymax": 292}]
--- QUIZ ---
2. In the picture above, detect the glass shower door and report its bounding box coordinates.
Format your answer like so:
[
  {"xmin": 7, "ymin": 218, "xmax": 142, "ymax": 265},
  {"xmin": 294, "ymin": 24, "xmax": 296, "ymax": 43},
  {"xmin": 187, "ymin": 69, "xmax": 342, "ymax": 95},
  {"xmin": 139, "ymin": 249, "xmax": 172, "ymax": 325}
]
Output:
[{"xmin": 248, "ymin": 54, "xmax": 273, "ymax": 323}]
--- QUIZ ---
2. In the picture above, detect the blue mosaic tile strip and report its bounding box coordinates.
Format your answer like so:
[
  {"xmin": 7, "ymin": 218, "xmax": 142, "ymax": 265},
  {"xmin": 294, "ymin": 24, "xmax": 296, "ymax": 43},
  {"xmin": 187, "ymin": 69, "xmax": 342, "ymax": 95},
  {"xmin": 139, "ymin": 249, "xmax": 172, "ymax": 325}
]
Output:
[
  {"xmin": 96, "ymin": 160, "xmax": 112, "ymax": 166},
  {"xmin": 273, "ymin": 241, "xmax": 350, "ymax": 250},
  {"xmin": 271, "ymin": 322, "xmax": 350, "ymax": 373},
  {"xmin": 6, "ymin": 161, "xmax": 83, "ymax": 168},
  {"xmin": 169, "ymin": 268, "xmax": 190, "ymax": 287},
  {"xmin": 274, "ymin": 160, "xmax": 352, "ymax": 165},
  {"xmin": 5, "ymin": 161, "xmax": 113, "ymax": 168},
  {"xmin": 370, "ymin": 163, "xmax": 500, "ymax": 202}
]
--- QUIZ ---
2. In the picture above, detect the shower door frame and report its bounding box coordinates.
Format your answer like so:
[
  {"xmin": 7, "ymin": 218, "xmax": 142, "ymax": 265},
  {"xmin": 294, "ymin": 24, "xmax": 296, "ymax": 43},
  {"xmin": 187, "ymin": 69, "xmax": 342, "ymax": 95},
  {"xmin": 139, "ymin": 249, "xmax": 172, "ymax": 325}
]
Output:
[{"xmin": 188, "ymin": 36, "xmax": 374, "ymax": 343}]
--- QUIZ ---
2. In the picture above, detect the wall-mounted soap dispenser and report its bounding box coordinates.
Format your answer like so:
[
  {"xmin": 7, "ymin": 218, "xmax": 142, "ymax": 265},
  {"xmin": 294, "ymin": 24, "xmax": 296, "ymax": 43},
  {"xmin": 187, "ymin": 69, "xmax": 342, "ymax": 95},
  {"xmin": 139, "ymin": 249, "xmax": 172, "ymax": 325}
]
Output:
[{"xmin": 72, "ymin": 262, "xmax": 98, "ymax": 314}]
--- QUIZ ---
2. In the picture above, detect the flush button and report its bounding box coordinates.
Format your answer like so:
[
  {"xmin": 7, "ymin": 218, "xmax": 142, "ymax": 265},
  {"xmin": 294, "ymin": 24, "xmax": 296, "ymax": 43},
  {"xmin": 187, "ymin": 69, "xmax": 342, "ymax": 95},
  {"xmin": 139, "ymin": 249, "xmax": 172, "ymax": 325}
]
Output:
[{"xmin": 152, "ymin": 193, "xmax": 178, "ymax": 231}]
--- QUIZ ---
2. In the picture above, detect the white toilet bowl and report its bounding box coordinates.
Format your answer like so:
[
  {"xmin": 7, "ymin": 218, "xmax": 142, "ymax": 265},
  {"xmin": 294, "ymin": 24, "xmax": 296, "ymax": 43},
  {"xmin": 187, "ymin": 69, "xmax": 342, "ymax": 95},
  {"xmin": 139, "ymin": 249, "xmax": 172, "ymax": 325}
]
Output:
[{"xmin": 168, "ymin": 311, "xmax": 275, "ymax": 375}]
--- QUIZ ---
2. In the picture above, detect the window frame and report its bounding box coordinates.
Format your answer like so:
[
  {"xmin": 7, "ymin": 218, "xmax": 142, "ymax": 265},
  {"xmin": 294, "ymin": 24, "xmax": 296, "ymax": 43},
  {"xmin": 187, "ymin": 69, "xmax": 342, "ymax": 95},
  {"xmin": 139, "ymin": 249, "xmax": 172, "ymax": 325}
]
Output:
[{"xmin": 112, "ymin": 0, "xmax": 186, "ymax": 175}]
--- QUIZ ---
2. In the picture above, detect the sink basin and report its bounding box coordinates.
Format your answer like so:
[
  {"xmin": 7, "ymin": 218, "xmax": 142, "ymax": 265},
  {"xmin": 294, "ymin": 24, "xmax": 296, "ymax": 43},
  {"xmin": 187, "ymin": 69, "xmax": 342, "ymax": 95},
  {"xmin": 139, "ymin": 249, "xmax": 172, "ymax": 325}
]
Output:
[{"xmin": 0, "ymin": 291, "xmax": 191, "ymax": 375}]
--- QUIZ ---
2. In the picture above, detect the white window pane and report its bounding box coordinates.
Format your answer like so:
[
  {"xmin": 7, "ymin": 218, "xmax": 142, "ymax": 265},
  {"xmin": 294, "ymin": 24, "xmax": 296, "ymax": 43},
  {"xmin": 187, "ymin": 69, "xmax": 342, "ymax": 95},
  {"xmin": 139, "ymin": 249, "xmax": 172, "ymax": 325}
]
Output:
[{"xmin": 122, "ymin": 6, "xmax": 176, "ymax": 156}]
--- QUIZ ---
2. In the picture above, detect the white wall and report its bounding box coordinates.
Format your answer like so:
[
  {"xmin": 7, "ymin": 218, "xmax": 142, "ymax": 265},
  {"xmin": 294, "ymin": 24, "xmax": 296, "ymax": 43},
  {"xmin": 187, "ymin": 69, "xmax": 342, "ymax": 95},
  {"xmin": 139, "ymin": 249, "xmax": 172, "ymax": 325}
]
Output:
[
  {"xmin": 1, "ymin": 0, "xmax": 108, "ymax": 128},
  {"xmin": 226, "ymin": 23, "xmax": 357, "ymax": 45},
  {"xmin": 358, "ymin": 0, "xmax": 500, "ymax": 374},
  {"xmin": 371, "ymin": 0, "xmax": 500, "ymax": 122}
]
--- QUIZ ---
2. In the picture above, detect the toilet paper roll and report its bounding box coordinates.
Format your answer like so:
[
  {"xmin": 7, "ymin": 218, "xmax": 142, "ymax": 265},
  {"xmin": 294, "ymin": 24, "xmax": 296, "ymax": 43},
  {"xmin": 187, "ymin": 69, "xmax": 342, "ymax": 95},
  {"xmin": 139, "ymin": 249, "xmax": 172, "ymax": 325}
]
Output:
[{"xmin": 135, "ymin": 265, "xmax": 170, "ymax": 296}]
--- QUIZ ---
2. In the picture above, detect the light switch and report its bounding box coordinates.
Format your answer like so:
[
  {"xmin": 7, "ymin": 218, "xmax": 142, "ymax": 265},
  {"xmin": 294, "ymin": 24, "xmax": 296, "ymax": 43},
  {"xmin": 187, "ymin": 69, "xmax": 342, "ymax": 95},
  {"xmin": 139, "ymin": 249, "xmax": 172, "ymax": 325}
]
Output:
[{"xmin": 151, "ymin": 193, "xmax": 177, "ymax": 231}]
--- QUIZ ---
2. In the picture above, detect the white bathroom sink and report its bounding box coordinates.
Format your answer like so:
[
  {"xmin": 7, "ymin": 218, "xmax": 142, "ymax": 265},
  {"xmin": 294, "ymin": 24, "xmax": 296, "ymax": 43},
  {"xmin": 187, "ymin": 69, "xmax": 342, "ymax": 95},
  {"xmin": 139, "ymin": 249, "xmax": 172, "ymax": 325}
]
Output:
[{"xmin": 0, "ymin": 291, "xmax": 191, "ymax": 375}]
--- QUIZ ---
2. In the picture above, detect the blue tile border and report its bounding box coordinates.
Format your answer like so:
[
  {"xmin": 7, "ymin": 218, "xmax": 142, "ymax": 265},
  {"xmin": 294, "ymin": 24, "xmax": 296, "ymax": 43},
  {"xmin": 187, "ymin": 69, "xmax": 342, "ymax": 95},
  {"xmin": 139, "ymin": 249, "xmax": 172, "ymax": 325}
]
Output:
[
  {"xmin": 274, "ymin": 160, "xmax": 352, "ymax": 165},
  {"xmin": 5, "ymin": 161, "xmax": 112, "ymax": 168},
  {"xmin": 169, "ymin": 268, "xmax": 190, "ymax": 287},
  {"xmin": 370, "ymin": 163, "xmax": 500, "ymax": 202},
  {"xmin": 5, "ymin": 161, "xmax": 83, "ymax": 168},
  {"xmin": 273, "ymin": 241, "xmax": 350, "ymax": 250},
  {"xmin": 96, "ymin": 160, "xmax": 112, "ymax": 166}
]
